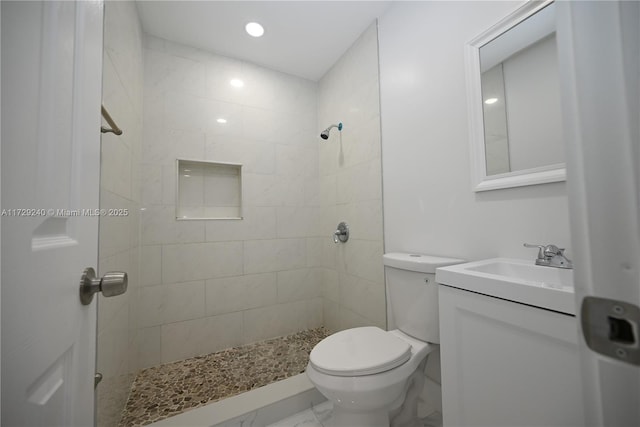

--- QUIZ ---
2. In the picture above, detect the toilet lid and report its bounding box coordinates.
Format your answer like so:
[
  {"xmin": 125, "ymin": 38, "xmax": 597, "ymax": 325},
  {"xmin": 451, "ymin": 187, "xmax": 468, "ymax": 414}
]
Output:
[{"xmin": 309, "ymin": 327, "xmax": 412, "ymax": 377}]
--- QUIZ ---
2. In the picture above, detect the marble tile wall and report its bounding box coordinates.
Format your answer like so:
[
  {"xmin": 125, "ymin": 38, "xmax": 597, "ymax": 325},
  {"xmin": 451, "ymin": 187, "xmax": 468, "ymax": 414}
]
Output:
[
  {"xmin": 317, "ymin": 22, "xmax": 386, "ymax": 331},
  {"xmin": 139, "ymin": 35, "xmax": 323, "ymax": 367},
  {"xmin": 97, "ymin": 1, "xmax": 144, "ymax": 426}
]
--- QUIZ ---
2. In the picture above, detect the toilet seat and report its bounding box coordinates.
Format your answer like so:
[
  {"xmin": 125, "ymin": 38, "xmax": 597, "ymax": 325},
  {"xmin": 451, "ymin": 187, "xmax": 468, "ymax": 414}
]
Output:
[{"xmin": 309, "ymin": 327, "xmax": 411, "ymax": 377}]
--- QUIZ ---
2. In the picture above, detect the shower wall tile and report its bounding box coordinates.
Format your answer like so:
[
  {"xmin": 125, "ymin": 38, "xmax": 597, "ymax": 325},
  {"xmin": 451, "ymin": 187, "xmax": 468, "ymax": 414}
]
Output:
[
  {"xmin": 143, "ymin": 91, "xmax": 164, "ymax": 130},
  {"xmin": 336, "ymin": 159, "xmax": 383, "ymax": 204},
  {"xmin": 160, "ymin": 312, "xmax": 244, "ymax": 363},
  {"xmin": 205, "ymin": 273, "xmax": 278, "ymax": 316},
  {"xmin": 138, "ymin": 285, "xmax": 165, "ymax": 328},
  {"xmin": 101, "ymin": 135, "xmax": 133, "ymax": 199},
  {"xmin": 241, "ymin": 173, "xmax": 280, "ymax": 207},
  {"xmin": 137, "ymin": 279, "xmax": 211, "ymax": 329},
  {"xmin": 243, "ymin": 239, "xmax": 308, "ymax": 274},
  {"xmin": 164, "ymin": 280, "xmax": 206, "ymax": 324},
  {"xmin": 164, "ymin": 38, "xmax": 217, "ymax": 65},
  {"xmin": 278, "ymin": 176, "xmax": 308, "ymax": 207},
  {"xmin": 140, "ymin": 163, "xmax": 163, "ymax": 205},
  {"xmin": 318, "ymin": 22, "xmax": 385, "ymax": 331},
  {"xmin": 205, "ymin": 135, "xmax": 276, "ymax": 175},
  {"xmin": 203, "ymin": 99, "xmax": 244, "ymax": 136},
  {"xmin": 306, "ymin": 238, "xmax": 325, "ymax": 267},
  {"xmin": 319, "ymin": 175, "xmax": 337, "ymax": 206},
  {"xmin": 143, "ymin": 32, "xmax": 165, "ymax": 52},
  {"xmin": 320, "ymin": 232, "xmax": 338, "ymax": 270},
  {"xmin": 205, "ymin": 207, "xmax": 277, "ymax": 241},
  {"xmin": 140, "ymin": 244, "xmax": 162, "ymax": 286},
  {"xmin": 341, "ymin": 117, "xmax": 382, "ymax": 167},
  {"xmin": 347, "ymin": 199, "xmax": 385, "ymax": 242},
  {"xmin": 199, "ymin": 313, "xmax": 246, "ymax": 355},
  {"xmin": 323, "ymin": 300, "xmax": 340, "ymax": 332},
  {"xmin": 128, "ymin": 197, "xmax": 141, "ymax": 250},
  {"xmin": 161, "ymin": 164, "xmax": 177, "ymax": 205},
  {"xmin": 138, "ymin": 326, "xmax": 161, "ymax": 369},
  {"xmin": 144, "ymin": 49, "xmax": 205, "ymax": 97},
  {"xmin": 99, "ymin": 191, "xmax": 133, "ymax": 258},
  {"xmin": 277, "ymin": 268, "xmax": 323, "ymax": 303},
  {"xmin": 162, "ymin": 242, "xmax": 244, "ymax": 283},
  {"xmin": 276, "ymin": 144, "xmax": 319, "ymax": 181},
  {"xmin": 339, "ymin": 272, "xmax": 386, "ymax": 327},
  {"xmin": 98, "ymin": 2, "xmax": 143, "ymax": 425},
  {"xmin": 141, "ymin": 206, "xmax": 205, "ymax": 245},
  {"xmin": 164, "ymin": 91, "xmax": 207, "ymax": 132},
  {"xmin": 97, "ymin": 304, "xmax": 129, "ymax": 378},
  {"xmin": 204, "ymin": 55, "xmax": 246, "ymax": 105},
  {"xmin": 276, "ymin": 207, "xmax": 322, "ymax": 239},
  {"xmin": 242, "ymin": 299, "xmax": 322, "ymax": 344},
  {"xmin": 102, "ymin": 57, "xmax": 136, "ymax": 151},
  {"xmin": 339, "ymin": 306, "xmax": 375, "ymax": 331},
  {"xmin": 242, "ymin": 106, "xmax": 279, "ymax": 142},
  {"xmin": 322, "ymin": 268, "xmax": 340, "ymax": 303},
  {"xmin": 160, "ymin": 318, "xmax": 205, "ymax": 363},
  {"xmin": 304, "ymin": 175, "xmax": 321, "ymax": 207},
  {"xmin": 142, "ymin": 126, "xmax": 205, "ymax": 165},
  {"xmin": 343, "ymin": 240, "xmax": 385, "ymax": 283},
  {"xmin": 141, "ymin": 34, "xmax": 321, "ymax": 365}
]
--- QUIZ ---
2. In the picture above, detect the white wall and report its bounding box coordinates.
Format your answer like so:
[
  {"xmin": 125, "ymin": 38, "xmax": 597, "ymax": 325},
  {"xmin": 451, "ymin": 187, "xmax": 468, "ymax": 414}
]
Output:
[
  {"xmin": 97, "ymin": 1, "xmax": 144, "ymax": 426},
  {"xmin": 139, "ymin": 35, "xmax": 322, "ymax": 366},
  {"xmin": 317, "ymin": 22, "xmax": 385, "ymax": 331},
  {"xmin": 379, "ymin": 1, "xmax": 571, "ymax": 262},
  {"xmin": 378, "ymin": 0, "xmax": 572, "ymax": 417}
]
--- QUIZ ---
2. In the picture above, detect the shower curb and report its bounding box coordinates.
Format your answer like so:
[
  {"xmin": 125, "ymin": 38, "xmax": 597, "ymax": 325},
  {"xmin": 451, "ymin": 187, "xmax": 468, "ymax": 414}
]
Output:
[{"xmin": 146, "ymin": 373, "xmax": 325, "ymax": 427}]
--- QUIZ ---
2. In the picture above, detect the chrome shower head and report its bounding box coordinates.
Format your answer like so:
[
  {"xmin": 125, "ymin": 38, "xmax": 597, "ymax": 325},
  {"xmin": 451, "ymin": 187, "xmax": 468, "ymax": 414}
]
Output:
[{"xmin": 320, "ymin": 122, "xmax": 343, "ymax": 140}]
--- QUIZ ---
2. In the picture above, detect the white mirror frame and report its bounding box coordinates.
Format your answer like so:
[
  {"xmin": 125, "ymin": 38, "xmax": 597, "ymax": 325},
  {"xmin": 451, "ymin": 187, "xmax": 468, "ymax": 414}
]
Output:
[{"xmin": 465, "ymin": 0, "xmax": 565, "ymax": 192}]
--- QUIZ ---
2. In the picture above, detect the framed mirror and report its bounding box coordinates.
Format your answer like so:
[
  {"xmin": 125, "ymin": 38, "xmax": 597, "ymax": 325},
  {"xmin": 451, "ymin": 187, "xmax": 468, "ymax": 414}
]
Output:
[{"xmin": 465, "ymin": 0, "xmax": 565, "ymax": 192}]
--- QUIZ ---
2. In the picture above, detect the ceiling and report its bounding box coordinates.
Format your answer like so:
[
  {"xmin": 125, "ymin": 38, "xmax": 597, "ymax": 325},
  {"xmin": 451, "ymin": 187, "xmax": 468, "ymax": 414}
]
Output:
[{"xmin": 135, "ymin": 1, "xmax": 393, "ymax": 81}]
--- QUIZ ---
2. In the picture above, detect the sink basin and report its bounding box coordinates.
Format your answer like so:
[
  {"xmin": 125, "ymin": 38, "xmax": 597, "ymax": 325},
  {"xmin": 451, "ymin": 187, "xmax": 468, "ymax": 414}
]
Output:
[{"xmin": 436, "ymin": 258, "xmax": 575, "ymax": 315}]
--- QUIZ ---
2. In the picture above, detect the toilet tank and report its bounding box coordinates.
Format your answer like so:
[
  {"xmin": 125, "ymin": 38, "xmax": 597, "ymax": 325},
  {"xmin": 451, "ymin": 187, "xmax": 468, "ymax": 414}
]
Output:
[{"xmin": 384, "ymin": 253, "xmax": 464, "ymax": 343}]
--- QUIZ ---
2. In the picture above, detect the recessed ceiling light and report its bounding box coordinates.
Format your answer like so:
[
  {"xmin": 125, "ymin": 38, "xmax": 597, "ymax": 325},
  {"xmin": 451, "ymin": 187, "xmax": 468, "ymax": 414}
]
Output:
[
  {"xmin": 230, "ymin": 78, "xmax": 244, "ymax": 88},
  {"xmin": 217, "ymin": 118, "xmax": 228, "ymax": 124},
  {"xmin": 484, "ymin": 97, "xmax": 498, "ymax": 105},
  {"xmin": 245, "ymin": 22, "xmax": 264, "ymax": 38}
]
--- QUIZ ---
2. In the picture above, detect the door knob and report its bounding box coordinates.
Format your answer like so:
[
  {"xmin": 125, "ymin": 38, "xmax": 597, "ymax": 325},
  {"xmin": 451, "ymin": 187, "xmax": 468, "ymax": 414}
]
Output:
[{"xmin": 79, "ymin": 267, "xmax": 127, "ymax": 305}]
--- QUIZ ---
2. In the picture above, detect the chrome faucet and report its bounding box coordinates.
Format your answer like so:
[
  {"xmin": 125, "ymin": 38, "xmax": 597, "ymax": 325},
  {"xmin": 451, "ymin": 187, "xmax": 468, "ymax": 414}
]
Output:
[{"xmin": 524, "ymin": 243, "xmax": 573, "ymax": 269}]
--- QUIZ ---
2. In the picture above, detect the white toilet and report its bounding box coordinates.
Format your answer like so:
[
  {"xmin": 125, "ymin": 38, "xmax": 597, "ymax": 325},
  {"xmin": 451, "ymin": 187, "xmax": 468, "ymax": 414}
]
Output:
[{"xmin": 306, "ymin": 253, "xmax": 464, "ymax": 427}]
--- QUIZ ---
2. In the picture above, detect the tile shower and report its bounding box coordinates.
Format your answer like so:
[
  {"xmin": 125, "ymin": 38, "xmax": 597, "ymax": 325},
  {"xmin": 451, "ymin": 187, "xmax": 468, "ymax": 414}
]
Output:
[
  {"xmin": 138, "ymin": 32, "xmax": 323, "ymax": 366},
  {"xmin": 97, "ymin": 2, "xmax": 383, "ymax": 425}
]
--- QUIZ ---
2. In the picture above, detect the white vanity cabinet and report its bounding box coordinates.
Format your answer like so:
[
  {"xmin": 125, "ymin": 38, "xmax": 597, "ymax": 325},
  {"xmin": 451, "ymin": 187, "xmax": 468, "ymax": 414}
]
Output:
[{"xmin": 438, "ymin": 285, "xmax": 585, "ymax": 427}]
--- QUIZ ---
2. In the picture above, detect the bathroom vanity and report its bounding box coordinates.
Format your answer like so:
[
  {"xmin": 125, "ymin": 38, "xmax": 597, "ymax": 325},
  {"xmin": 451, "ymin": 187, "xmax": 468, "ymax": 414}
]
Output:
[{"xmin": 436, "ymin": 259, "xmax": 585, "ymax": 427}]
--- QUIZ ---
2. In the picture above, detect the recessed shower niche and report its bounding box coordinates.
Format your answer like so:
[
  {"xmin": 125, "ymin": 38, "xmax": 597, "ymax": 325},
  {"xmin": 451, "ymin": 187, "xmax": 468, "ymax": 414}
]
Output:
[{"xmin": 176, "ymin": 159, "xmax": 242, "ymax": 220}]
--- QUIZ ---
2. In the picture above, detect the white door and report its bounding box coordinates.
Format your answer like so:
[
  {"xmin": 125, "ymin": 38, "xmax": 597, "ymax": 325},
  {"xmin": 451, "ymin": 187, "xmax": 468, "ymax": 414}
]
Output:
[
  {"xmin": 2, "ymin": 1, "xmax": 104, "ymax": 425},
  {"xmin": 556, "ymin": 1, "xmax": 640, "ymax": 425}
]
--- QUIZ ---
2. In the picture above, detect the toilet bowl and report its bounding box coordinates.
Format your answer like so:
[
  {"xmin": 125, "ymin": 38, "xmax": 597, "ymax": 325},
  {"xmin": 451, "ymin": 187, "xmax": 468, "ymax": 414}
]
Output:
[
  {"xmin": 306, "ymin": 253, "xmax": 464, "ymax": 427},
  {"xmin": 307, "ymin": 328, "xmax": 434, "ymax": 427}
]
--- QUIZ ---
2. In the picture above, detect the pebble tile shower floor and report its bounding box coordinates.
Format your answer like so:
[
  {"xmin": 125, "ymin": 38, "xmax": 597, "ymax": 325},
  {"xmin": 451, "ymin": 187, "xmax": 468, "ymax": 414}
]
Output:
[{"xmin": 118, "ymin": 327, "xmax": 330, "ymax": 426}]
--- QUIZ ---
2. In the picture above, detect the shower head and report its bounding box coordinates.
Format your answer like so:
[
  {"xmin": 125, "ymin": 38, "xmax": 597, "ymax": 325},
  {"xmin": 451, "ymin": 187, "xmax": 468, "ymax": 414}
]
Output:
[{"xmin": 320, "ymin": 122, "xmax": 343, "ymax": 140}]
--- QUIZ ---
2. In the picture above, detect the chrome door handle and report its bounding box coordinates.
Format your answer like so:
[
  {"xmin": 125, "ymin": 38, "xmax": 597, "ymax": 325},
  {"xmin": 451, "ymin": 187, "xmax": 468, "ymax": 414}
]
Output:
[{"xmin": 79, "ymin": 267, "xmax": 127, "ymax": 305}]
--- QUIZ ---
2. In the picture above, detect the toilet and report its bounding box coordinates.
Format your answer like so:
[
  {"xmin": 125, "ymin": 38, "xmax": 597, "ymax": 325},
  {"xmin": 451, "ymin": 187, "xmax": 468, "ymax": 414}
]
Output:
[{"xmin": 306, "ymin": 253, "xmax": 464, "ymax": 427}]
